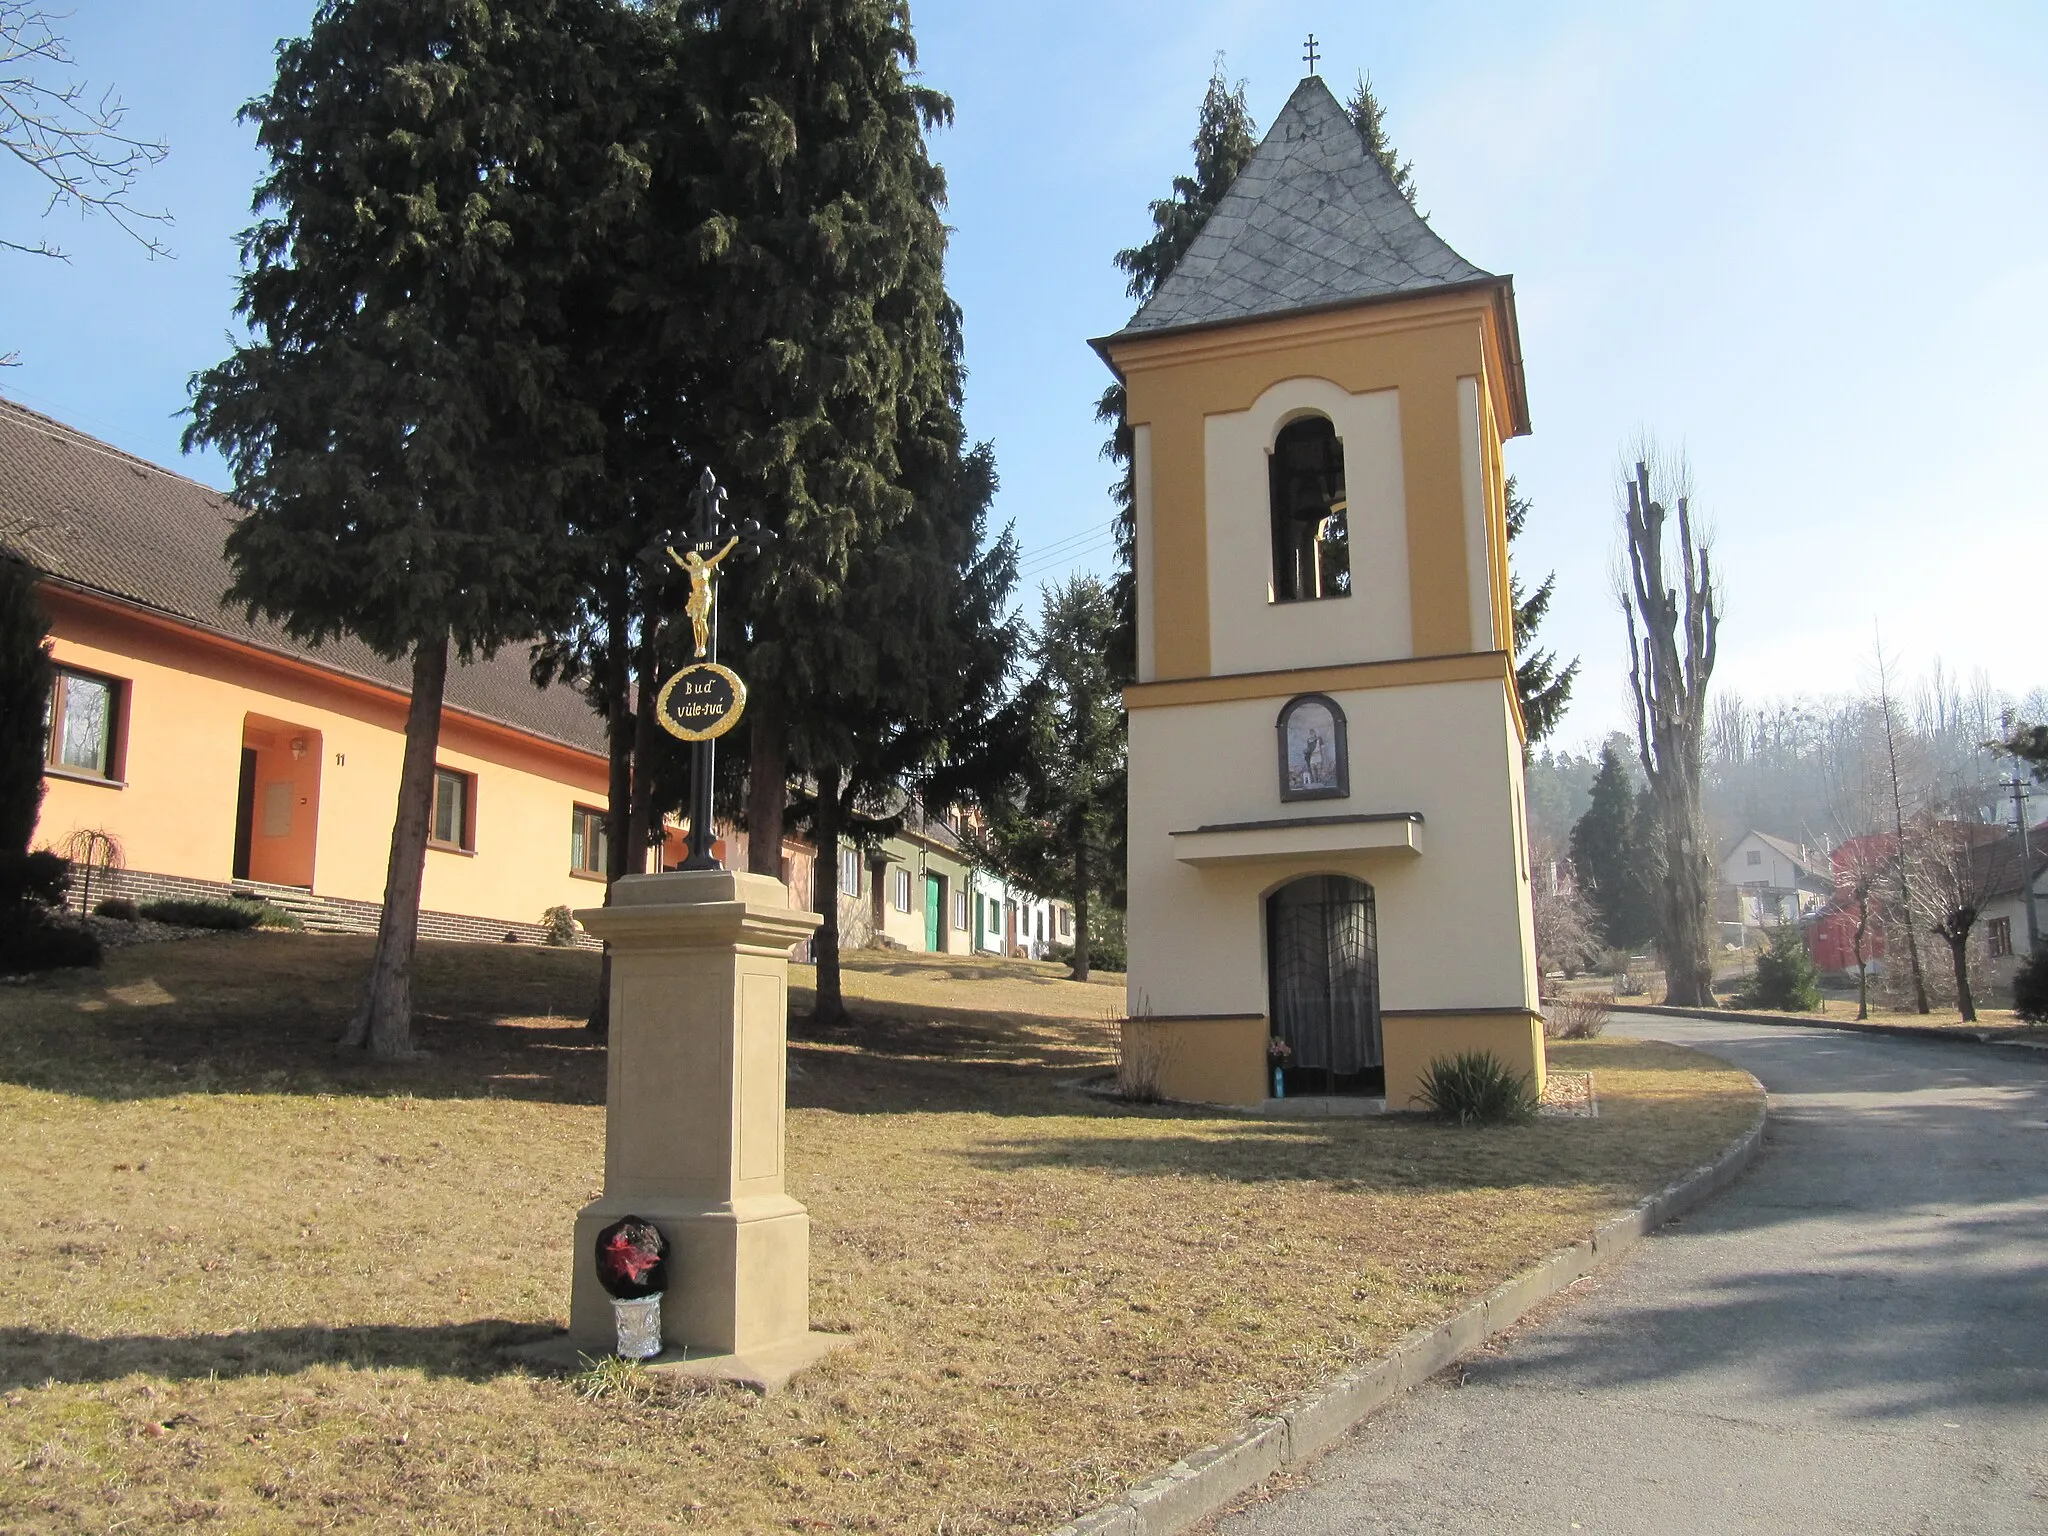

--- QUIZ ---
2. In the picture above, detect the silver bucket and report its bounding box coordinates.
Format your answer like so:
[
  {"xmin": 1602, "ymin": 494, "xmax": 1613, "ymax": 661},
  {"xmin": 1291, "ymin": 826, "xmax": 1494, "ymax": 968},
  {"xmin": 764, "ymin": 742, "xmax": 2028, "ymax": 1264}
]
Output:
[{"xmin": 612, "ymin": 1293, "xmax": 663, "ymax": 1359}]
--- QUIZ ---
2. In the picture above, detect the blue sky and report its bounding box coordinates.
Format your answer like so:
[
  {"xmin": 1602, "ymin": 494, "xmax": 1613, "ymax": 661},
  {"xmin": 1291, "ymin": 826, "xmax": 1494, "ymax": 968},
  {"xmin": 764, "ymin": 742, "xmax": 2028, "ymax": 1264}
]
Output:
[{"xmin": 4, "ymin": 1, "xmax": 2045, "ymax": 746}]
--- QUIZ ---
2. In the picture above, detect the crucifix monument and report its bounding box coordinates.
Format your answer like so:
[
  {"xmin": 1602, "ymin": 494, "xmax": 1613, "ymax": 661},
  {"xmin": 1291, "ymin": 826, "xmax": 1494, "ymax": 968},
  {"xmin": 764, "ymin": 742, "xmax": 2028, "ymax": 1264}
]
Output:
[{"xmin": 557, "ymin": 467, "xmax": 839, "ymax": 1391}]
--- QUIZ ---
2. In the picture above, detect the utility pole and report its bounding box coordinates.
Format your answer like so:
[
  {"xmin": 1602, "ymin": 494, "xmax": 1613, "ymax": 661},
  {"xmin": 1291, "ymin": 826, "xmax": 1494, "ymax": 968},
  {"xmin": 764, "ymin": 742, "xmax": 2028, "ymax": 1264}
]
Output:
[{"xmin": 2004, "ymin": 773, "xmax": 2040, "ymax": 954}]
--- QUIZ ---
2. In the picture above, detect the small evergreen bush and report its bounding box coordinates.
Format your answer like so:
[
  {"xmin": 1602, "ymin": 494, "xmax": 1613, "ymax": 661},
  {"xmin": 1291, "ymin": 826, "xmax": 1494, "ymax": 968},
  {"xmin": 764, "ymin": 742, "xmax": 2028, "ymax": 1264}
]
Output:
[
  {"xmin": 138, "ymin": 898, "xmax": 268, "ymax": 930},
  {"xmin": 541, "ymin": 904, "xmax": 578, "ymax": 947},
  {"xmin": 1738, "ymin": 926, "xmax": 1823, "ymax": 1011},
  {"xmin": 93, "ymin": 897, "xmax": 139, "ymax": 921},
  {"xmin": 2013, "ymin": 947, "xmax": 2048, "ymax": 1024},
  {"xmin": 1412, "ymin": 1051, "xmax": 1538, "ymax": 1125}
]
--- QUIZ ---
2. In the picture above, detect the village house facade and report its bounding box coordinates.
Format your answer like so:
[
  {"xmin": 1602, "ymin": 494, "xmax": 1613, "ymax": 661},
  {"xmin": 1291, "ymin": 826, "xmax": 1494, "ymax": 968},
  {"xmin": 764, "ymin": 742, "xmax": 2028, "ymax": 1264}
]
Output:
[{"xmin": 8, "ymin": 398, "xmax": 661, "ymax": 940}]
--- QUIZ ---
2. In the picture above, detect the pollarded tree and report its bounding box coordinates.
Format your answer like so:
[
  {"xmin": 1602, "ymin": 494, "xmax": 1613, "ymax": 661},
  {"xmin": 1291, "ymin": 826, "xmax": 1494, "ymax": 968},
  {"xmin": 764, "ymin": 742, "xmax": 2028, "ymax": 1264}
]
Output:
[
  {"xmin": 187, "ymin": 0, "xmax": 638, "ymax": 1057},
  {"xmin": 1620, "ymin": 451, "xmax": 1721, "ymax": 1007},
  {"xmin": 988, "ymin": 576, "xmax": 1124, "ymax": 982},
  {"xmin": 1097, "ymin": 62, "xmax": 1256, "ymax": 681}
]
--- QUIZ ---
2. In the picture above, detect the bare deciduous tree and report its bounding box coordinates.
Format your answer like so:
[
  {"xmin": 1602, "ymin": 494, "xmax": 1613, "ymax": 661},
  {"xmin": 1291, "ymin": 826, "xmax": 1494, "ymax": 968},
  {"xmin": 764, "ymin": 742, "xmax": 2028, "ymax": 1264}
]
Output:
[
  {"xmin": 1872, "ymin": 638, "xmax": 1933, "ymax": 1012},
  {"xmin": 1907, "ymin": 812, "xmax": 2009, "ymax": 1024},
  {"xmin": 1619, "ymin": 449, "xmax": 1720, "ymax": 1007},
  {"xmin": 1, "ymin": 3, "xmax": 169, "ymax": 261}
]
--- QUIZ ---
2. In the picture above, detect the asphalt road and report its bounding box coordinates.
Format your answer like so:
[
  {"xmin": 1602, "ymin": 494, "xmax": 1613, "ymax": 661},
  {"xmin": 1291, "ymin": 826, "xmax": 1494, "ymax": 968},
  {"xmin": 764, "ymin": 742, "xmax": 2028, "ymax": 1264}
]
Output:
[{"xmin": 1215, "ymin": 1014, "xmax": 2048, "ymax": 1536}]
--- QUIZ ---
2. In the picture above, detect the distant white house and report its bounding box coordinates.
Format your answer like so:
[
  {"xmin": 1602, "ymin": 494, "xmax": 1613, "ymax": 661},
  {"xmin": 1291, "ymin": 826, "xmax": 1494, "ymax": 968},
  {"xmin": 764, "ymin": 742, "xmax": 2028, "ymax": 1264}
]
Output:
[
  {"xmin": 1974, "ymin": 825, "xmax": 2046, "ymax": 996},
  {"xmin": 1720, "ymin": 830, "xmax": 1834, "ymax": 929},
  {"xmin": 966, "ymin": 867, "xmax": 1072, "ymax": 961}
]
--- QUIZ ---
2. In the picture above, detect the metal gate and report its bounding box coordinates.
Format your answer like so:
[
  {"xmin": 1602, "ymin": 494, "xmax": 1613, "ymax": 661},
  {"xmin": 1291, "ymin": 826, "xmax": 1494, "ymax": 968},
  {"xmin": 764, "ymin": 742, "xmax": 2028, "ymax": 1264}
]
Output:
[{"xmin": 1266, "ymin": 875, "xmax": 1383, "ymax": 1094}]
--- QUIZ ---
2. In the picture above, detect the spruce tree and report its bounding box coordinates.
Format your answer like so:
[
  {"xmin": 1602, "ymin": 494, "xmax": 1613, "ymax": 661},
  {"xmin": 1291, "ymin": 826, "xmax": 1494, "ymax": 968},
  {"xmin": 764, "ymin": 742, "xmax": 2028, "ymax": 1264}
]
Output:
[
  {"xmin": 1570, "ymin": 744, "xmax": 1655, "ymax": 951},
  {"xmin": 800, "ymin": 430, "xmax": 1020, "ymax": 1025},
  {"xmin": 989, "ymin": 577, "xmax": 1124, "ymax": 982},
  {"xmin": 1097, "ymin": 62, "xmax": 1256, "ymax": 680},
  {"xmin": 1505, "ymin": 478, "xmax": 1579, "ymax": 744},
  {"xmin": 187, "ymin": 0, "xmax": 637, "ymax": 1057},
  {"xmin": 1344, "ymin": 73, "xmax": 1417, "ymax": 208},
  {"xmin": 668, "ymin": 1, "xmax": 964, "ymax": 881}
]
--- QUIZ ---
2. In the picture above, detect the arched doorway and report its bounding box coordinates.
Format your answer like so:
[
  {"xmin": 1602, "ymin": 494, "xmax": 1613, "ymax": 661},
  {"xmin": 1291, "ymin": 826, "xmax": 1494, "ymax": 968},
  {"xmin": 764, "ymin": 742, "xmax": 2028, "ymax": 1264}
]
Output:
[{"xmin": 1267, "ymin": 875, "xmax": 1383, "ymax": 1096}]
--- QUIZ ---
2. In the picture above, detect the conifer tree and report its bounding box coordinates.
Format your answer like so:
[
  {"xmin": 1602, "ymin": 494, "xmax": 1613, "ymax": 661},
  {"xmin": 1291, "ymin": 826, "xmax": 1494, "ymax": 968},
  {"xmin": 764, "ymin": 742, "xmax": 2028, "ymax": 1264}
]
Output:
[
  {"xmin": 187, "ymin": 0, "xmax": 638, "ymax": 1057},
  {"xmin": 664, "ymin": 1, "xmax": 963, "ymax": 880},
  {"xmin": 801, "ymin": 430, "xmax": 1020, "ymax": 1025},
  {"xmin": 989, "ymin": 577, "xmax": 1123, "ymax": 982},
  {"xmin": 1344, "ymin": 73, "xmax": 1417, "ymax": 208},
  {"xmin": 1097, "ymin": 62, "xmax": 1256, "ymax": 679},
  {"xmin": 1505, "ymin": 478, "xmax": 1579, "ymax": 744},
  {"xmin": 1570, "ymin": 744, "xmax": 1655, "ymax": 951},
  {"xmin": 0, "ymin": 555, "xmax": 52, "ymax": 859}
]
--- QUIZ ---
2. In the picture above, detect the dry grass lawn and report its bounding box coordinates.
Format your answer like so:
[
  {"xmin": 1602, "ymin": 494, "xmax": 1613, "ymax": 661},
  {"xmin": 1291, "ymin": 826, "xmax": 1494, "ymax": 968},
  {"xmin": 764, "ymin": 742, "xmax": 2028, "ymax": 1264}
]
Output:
[{"xmin": 0, "ymin": 934, "xmax": 1759, "ymax": 1533}]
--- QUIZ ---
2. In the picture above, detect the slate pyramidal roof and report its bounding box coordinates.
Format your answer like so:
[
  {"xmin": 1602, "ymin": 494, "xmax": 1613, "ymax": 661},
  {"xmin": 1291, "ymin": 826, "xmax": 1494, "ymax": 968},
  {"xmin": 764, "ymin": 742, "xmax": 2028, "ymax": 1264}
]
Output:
[{"xmin": 1095, "ymin": 76, "xmax": 1529, "ymax": 432}]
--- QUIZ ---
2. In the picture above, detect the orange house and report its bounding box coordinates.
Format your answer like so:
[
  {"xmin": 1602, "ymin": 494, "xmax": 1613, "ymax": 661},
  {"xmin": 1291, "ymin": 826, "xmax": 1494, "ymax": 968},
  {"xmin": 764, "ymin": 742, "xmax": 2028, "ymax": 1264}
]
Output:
[{"xmin": 3, "ymin": 397, "xmax": 633, "ymax": 941}]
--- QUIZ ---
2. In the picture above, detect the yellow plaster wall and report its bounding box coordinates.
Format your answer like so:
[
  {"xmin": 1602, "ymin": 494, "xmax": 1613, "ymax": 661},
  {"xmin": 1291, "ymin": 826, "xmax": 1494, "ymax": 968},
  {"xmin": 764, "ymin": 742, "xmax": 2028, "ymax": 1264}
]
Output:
[
  {"xmin": 1202, "ymin": 376, "xmax": 1412, "ymax": 674},
  {"xmin": 1125, "ymin": 675, "xmax": 1537, "ymax": 1026},
  {"xmin": 1383, "ymin": 1012, "xmax": 1546, "ymax": 1107},
  {"xmin": 35, "ymin": 592, "xmax": 609, "ymax": 928},
  {"xmin": 1111, "ymin": 291, "xmax": 1521, "ymax": 683},
  {"xmin": 1125, "ymin": 1015, "xmax": 1266, "ymax": 1107}
]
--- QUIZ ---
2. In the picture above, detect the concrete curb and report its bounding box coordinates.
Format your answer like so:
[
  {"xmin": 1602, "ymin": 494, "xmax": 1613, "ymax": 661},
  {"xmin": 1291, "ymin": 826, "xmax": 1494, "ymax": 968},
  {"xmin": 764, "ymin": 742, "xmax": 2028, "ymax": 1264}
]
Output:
[
  {"xmin": 1042, "ymin": 1094, "xmax": 1768, "ymax": 1536},
  {"xmin": 1627, "ymin": 1002, "xmax": 2048, "ymax": 1052}
]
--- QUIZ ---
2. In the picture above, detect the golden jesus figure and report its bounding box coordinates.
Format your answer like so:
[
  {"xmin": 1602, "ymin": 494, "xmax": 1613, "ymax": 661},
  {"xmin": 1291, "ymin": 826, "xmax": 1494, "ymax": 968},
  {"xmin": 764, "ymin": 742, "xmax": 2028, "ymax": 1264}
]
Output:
[{"xmin": 668, "ymin": 536, "xmax": 740, "ymax": 658}]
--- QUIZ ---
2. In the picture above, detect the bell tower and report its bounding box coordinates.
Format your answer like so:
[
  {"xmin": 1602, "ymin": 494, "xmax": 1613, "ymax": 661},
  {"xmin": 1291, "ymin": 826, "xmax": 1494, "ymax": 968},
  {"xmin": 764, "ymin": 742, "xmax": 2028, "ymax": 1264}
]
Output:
[{"xmin": 1099, "ymin": 73, "xmax": 1541, "ymax": 1108}]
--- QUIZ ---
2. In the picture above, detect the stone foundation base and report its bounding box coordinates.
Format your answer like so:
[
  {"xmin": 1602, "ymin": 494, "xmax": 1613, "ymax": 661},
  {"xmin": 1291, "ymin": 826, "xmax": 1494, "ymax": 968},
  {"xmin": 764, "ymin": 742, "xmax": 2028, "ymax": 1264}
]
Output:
[{"xmin": 1124, "ymin": 1009, "xmax": 1546, "ymax": 1110}]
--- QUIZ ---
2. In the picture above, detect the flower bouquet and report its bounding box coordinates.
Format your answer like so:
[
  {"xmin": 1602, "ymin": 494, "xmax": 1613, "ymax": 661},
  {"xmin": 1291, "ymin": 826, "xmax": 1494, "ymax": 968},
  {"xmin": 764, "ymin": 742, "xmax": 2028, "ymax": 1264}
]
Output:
[
  {"xmin": 594, "ymin": 1215, "xmax": 670, "ymax": 1359},
  {"xmin": 1267, "ymin": 1036, "xmax": 1292, "ymax": 1099}
]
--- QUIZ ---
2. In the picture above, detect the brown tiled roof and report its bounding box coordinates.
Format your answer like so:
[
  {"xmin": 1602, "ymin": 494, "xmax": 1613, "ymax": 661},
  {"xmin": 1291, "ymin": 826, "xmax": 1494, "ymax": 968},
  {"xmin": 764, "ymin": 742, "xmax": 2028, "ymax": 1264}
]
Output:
[{"xmin": 0, "ymin": 395, "xmax": 606, "ymax": 756}]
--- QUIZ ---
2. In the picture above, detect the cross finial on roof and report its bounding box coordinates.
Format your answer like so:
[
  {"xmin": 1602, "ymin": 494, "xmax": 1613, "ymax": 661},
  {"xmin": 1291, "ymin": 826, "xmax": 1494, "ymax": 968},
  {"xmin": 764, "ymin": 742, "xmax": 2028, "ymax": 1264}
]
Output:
[{"xmin": 1303, "ymin": 34, "xmax": 1321, "ymax": 74}]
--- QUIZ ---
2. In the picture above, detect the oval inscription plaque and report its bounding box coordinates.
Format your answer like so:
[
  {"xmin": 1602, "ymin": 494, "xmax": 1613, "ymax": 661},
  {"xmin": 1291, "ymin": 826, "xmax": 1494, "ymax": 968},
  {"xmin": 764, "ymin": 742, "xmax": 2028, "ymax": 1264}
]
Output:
[{"xmin": 656, "ymin": 662, "xmax": 747, "ymax": 742}]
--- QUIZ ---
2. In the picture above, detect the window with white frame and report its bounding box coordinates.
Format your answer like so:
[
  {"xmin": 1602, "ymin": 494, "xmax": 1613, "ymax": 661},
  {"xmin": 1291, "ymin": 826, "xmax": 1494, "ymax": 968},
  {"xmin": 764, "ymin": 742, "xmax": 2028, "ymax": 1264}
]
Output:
[
  {"xmin": 838, "ymin": 845, "xmax": 861, "ymax": 897},
  {"xmin": 1989, "ymin": 917, "xmax": 2014, "ymax": 958},
  {"xmin": 892, "ymin": 867, "xmax": 912, "ymax": 912},
  {"xmin": 45, "ymin": 666, "xmax": 120, "ymax": 779},
  {"xmin": 430, "ymin": 767, "xmax": 474, "ymax": 851},
  {"xmin": 570, "ymin": 805, "xmax": 608, "ymax": 876},
  {"xmin": 953, "ymin": 889, "xmax": 969, "ymax": 930},
  {"xmin": 1060, "ymin": 907, "xmax": 1072, "ymax": 938}
]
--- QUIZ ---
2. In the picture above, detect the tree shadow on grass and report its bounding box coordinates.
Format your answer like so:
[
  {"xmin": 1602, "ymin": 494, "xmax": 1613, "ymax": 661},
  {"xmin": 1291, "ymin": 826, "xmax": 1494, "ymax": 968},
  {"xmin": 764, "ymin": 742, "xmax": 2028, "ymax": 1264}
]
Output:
[{"xmin": 0, "ymin": 1319, "xmax": 568, "ymax": 1391}]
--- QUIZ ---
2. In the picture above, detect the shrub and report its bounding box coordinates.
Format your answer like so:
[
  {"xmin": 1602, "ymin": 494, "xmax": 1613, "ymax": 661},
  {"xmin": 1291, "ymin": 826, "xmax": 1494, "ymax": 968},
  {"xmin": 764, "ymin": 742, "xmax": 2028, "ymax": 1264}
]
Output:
[
  {"xmin": 93, "ymin": 897, "xmax": 139, "ymax": 921},
  {"xmin": 138, "ymin": 898, "xmax": 268, "ymax": 931},
  {"xmin": 1412, "ymin": 1051, "xmax": 1538, "ymax": 1125},
  {"xmin": 1114, "ymin": 1023, "xmax": 1173, "ymax": 1103},
  {"xmin": 0, "ymin": 850, "xmax": 70, "ymax": 910},
  {"xmin": 0, "ymin": 914, "xmax": 102, "ymax": 973},
  {"xmin": 1049, "ymin": 940, "xmax": 1127, "ymax": 973},
  {"xmin": 1737, "ymin": 926, "xmax": 1822, "ymax": 1011},
  {"xmin": 1544, "ymin": 991, "xmax": 1613, "ymax": 1040},
  {"xmin": 541, "ymin": 905, "xmax": 578, "ymax": 947},
  {"xmin": 2014, "ymin": 948, "xmax": 2048, "ymax": 1024}
]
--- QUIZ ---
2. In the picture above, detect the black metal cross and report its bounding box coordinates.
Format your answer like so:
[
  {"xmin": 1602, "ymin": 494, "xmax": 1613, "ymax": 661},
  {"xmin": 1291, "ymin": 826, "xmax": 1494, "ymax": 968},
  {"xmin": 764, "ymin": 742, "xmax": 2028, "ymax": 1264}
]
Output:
[
  {"xmin": 1303, "ymin": 34, "xmax": 1320, "ymax": 74},
  {"xmin": 671, "ymin": 465, "xmax": 773, "ymax": 872}
]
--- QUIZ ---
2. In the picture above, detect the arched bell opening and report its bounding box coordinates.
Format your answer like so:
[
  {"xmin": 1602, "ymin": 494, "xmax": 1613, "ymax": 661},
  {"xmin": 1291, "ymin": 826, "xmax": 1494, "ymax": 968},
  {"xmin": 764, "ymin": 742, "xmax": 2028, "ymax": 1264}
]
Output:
[
  {"xmin": 1268, "ymin": 414, "xmax": 1350, "ymax": 602},
  {"xmin": 1265, "ymin": 874, "xmax": 1383, "ymax": 1097}
]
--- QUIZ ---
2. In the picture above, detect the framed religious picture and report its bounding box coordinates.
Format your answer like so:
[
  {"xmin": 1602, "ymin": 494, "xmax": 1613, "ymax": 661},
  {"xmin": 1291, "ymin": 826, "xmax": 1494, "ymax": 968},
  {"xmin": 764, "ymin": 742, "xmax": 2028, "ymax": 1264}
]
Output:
[{"xmin": 1276, "ymin": 693, "xmax": 1349, "ymax": 802}]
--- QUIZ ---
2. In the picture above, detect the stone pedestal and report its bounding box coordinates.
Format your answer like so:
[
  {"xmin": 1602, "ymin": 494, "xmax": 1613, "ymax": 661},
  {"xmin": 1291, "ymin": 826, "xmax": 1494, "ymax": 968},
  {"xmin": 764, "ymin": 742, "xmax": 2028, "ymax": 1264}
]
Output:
[{"xmin": 565, "ymin": 870, "xmax": 837, "ymax": 1389}]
